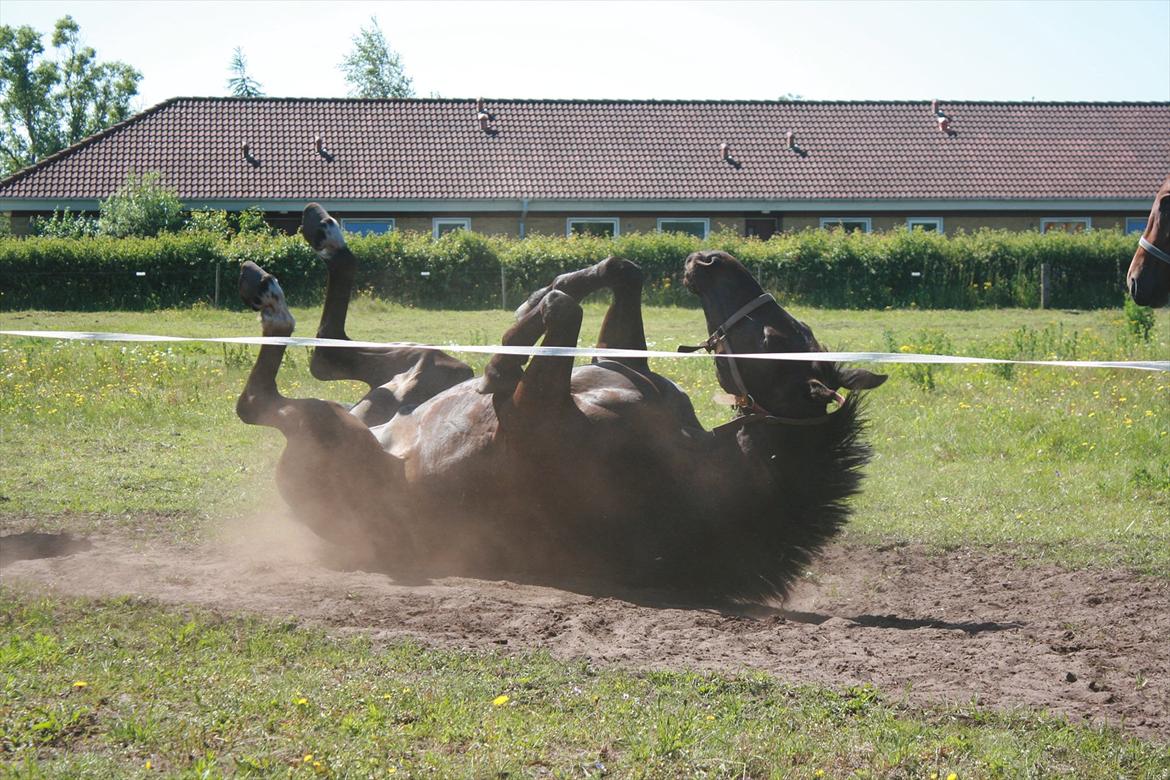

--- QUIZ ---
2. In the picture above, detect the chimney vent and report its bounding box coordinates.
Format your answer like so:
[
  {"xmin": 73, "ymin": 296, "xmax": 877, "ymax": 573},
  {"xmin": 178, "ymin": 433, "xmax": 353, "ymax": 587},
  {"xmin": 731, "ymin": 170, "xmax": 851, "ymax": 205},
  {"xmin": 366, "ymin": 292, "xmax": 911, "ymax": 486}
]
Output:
[
  {"xmin": 785, "ymin": 131, "xmax": 795, "ymax": 149},
  {"xmin": 241, "ymin": 141, "xmax": 259, "ymax": 166},
  {"xmin": 931, "ymin": 99, "xmax": 939, "ymax": 115},
  {"xmin": 719, "ymin": 142, "xmax": 730, "ymax": 161},
  {"xmin": 478, "ymin": 111, "xmax": 490, "ymax": 131}
]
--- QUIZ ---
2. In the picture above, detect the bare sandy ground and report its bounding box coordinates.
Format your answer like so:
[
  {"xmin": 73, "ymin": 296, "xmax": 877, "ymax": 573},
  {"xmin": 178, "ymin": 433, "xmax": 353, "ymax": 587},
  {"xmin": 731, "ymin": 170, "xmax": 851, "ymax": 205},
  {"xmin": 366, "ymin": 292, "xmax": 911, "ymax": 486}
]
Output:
[{"xmin": 2, "ymin": 517, "xmax": 1167, "ymax": 740}]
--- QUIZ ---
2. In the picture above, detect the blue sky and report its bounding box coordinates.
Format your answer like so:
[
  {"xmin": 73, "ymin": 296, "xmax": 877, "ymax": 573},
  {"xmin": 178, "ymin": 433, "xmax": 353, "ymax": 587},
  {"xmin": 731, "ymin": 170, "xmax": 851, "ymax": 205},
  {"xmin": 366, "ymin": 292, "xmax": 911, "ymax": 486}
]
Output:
[{"xmin": 2, "ymin": 0, "xmax": 1168, "ymax": 109}]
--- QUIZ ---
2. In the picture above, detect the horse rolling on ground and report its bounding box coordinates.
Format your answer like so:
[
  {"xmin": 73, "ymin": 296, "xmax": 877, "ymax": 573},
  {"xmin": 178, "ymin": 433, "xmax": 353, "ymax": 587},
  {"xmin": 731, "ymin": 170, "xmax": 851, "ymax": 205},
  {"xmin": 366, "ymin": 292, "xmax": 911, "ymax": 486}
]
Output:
[
  {"xmin": 1127, "ymin": 174, "xmax": 1170, "ymax": 308},
  {"xmin": 236, "ymin": 204, "xmax": 886, "ymax": 601}
]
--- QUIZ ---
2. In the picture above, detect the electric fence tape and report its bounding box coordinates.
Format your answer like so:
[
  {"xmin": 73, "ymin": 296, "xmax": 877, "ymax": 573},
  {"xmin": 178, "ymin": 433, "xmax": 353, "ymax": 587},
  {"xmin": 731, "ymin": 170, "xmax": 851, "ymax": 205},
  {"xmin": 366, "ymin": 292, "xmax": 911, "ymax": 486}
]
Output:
[{"xmin": 2, "ymin": 330, "xmax": 1167, "ymax": 372}]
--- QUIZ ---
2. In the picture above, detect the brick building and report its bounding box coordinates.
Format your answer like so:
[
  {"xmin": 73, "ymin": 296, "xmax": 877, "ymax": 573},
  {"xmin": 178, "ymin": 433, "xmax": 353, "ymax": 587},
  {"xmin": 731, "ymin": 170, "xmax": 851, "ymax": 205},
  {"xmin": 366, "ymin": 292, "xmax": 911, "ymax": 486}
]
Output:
[{"xmin": 1, "ymin": 98, "xmax": 1166, "ymax": 238}]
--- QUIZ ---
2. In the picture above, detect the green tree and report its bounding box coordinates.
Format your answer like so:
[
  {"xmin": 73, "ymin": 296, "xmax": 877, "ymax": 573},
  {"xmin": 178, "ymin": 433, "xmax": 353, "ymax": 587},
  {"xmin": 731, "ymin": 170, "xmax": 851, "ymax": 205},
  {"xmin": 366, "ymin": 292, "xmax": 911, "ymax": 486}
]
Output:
[
  {"xmin": 339, "ymin": 17, "xmax": 413, "ymax": 98},
  {"xmin": 98, "ymin": 171, "xmax": 185, "ymax": 237},
  {"xmin": 0, "ymin": 15, "xmax": 141, "ymax": 174},
  {"xmin": 227, "ymin": 46, "xmax": 263, "ymax": 98}
]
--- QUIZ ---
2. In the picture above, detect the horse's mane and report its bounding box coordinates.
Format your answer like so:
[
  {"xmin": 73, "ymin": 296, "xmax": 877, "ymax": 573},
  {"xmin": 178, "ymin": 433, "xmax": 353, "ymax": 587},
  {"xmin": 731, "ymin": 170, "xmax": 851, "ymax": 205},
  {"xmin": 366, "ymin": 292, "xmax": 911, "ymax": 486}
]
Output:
[{"xmin": 693, "ymin": 392, "xmax": 873, "ymax": 602}]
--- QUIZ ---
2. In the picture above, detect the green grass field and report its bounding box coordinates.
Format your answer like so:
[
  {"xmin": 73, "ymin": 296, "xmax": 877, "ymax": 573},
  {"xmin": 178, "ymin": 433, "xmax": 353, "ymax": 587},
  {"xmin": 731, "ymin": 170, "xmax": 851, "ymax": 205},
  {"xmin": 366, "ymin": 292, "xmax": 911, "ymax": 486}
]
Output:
[{"xmin": 2, "ymin": 302, "xmax": 1169, "ymax": 776}]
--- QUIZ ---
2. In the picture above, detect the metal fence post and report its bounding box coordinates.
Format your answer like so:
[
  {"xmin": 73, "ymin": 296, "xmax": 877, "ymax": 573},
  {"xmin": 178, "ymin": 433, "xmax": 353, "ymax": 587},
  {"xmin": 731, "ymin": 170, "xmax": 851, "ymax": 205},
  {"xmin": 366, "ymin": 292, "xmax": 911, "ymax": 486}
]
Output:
[
  {"xmin": 1040, "ymin": 263, "xmax": 1050, "ymax": 309},
  {"xmin": 214, "ymin": 262, "xmax": 221, "ymax": 307},
  {"xmin": 500, "ymin": 264, "xmax": 508, "ymax": 310}
]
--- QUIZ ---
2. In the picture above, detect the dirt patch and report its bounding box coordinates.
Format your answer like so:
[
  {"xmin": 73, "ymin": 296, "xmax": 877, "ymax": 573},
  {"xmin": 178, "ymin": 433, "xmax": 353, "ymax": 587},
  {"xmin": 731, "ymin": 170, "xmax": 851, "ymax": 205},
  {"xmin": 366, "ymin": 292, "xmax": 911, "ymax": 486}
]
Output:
[{"xmin": 3, "ymin": 517, "xmax": 1167, "ymax": 740}]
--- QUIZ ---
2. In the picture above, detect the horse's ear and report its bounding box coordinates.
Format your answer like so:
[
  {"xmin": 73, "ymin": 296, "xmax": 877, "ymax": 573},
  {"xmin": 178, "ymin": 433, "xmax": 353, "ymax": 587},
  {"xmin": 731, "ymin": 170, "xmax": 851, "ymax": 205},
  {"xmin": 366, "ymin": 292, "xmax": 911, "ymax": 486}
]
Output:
[{"xmin": 839, "ymin": 368, "xmax": 887, "ymax": 390}]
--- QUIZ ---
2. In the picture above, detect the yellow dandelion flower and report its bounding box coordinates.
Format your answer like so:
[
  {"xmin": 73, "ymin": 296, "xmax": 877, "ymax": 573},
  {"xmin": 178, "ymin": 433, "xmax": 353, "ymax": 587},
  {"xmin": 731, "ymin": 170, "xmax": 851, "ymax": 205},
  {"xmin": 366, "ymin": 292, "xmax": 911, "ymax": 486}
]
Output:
[
  {"xmin": 294, "ymin": 697, "xmax": 309, "ymax": 706},
  {"xmin": 705, "ymin": 714, "xmax": 715, "ymax": 721},
  {"xmin": 492, "ymin": 694, "xmax": 510, "ymax": 706},
  {"xmin": 72, "ymin": 680, "xmax": 88, "ymax": 688},
  {"xmin": 303, "ymin": 754, "xmax": 313, "ymax": 763},
  {"xmin": 814, "ymin": 770, "xmax": 825, "ymax": 778},
  {"xmin": 948, "ymin": 773, "xmax": 958, "ymax": 780},
  {"xmin": 145, "ymin": 760, "xmax": 152, "ymax": 770},
  {"xmin": 388, "ymin": 769, "xmax": 398, "ymax": 775}
]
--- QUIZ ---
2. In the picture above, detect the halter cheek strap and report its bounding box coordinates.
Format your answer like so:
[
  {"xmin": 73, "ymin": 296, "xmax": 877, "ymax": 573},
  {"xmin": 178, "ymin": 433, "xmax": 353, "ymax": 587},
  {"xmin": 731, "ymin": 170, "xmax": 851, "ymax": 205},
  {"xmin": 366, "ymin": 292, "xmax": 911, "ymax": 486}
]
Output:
[
  {"xmin": 677, "ymin": 293, "xmax": 775, "ymax": 409},
  {"xmin": 1139, "ymin": 236, "xmax": 1170, "ymax": 265}
]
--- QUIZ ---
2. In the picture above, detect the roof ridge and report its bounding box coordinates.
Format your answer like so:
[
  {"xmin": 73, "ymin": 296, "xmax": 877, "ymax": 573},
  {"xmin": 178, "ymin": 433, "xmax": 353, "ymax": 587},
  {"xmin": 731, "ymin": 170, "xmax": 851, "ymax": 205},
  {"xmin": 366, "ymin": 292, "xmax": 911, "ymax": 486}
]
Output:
[
  {"xmin": 158, "ymin": 96, "xmax": 1170, "ymax": 107},
  {"xmin": 0, "ymin": 97, "xmax": 182, "ymax": 189}
]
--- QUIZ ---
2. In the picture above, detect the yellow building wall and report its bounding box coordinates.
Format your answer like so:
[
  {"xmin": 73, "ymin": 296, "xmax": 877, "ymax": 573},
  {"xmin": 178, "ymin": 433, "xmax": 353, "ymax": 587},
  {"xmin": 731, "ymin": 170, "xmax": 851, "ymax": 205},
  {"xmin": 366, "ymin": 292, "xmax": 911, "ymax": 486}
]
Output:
[{"xmin": 283, "ymin": 209, "xmax": 1146, "ymax": 239}]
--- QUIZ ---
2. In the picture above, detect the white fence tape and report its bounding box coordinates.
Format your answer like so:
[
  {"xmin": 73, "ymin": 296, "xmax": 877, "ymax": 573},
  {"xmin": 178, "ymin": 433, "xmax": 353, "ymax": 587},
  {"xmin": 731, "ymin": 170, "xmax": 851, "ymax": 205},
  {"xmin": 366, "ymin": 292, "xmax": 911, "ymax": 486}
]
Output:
[{"xmin": 2, "ymin": 330, "xmax": 1167, "ymax": 372}]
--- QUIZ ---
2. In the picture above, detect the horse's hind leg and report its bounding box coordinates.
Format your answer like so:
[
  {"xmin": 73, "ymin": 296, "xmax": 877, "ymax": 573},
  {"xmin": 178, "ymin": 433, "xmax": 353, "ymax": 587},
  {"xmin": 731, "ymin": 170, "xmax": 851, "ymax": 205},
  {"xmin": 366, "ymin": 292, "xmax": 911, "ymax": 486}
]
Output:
[
  {"xmin": 300, "ymin": 203, "xmax": 473, "ymax": 422},
  {"xmin": 515, "ymin": 257, "xmax": 648, "ymax": 373},
  {"xmin": 235, "ymin": 262, "xmax": 407, "ymax": 552}
]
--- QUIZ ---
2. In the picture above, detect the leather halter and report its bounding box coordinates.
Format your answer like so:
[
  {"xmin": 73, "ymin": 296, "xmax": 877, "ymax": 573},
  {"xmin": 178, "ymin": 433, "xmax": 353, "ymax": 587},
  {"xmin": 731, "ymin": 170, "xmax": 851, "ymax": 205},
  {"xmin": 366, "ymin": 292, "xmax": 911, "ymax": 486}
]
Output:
[
  {"xmin": 678, "ymin": 293, "xmax": 841, "ymax": 426},
  {"xmin": 1139, "ymin": 235, "xmax": 1170, "ymax": 266},
  {"xmin": 678, "ymin": 293, "xmax": 775, "ymax": 404}
]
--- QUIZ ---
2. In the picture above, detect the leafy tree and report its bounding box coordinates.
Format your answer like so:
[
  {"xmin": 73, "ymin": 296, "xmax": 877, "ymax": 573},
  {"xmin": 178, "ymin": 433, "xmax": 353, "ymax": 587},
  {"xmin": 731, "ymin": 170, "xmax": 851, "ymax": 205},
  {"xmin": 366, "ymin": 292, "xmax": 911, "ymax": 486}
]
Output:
[
  {"xmin": 98, "ymin": 171, "xmax": 185, "ymax": 237},
  {"xmin": 339, "ymin": 17, "xmax": 413, "ymax": 98},
  {"xmin": 226, "ymin": 46, "xmax": 263, "ymax": 98},
  {"xmin": 0, "ymin": 15, "xmax": 141, "ymax": 174},
  {"xmin": 30, "ymin": 207, "xmax": 98, "ymax": 238}
]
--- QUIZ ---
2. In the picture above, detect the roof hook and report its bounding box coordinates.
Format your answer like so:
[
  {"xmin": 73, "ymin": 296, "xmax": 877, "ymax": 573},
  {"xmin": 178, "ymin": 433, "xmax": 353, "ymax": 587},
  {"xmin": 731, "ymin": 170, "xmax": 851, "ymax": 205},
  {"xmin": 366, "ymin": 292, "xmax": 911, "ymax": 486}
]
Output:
[{"xmin": 241, "ymin": 141, "xmax": 259, "ymax": 167}]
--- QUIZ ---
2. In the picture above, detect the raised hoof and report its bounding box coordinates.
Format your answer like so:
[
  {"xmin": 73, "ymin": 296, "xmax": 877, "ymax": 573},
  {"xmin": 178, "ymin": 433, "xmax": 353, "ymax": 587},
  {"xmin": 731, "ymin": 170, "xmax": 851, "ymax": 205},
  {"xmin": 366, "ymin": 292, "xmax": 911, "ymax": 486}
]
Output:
[
  {"xmin": 239, "ymin": 260, "xmax": 275, "ymax": 310},
  {"xmin": 239, "ymin": 261, "xmax": 295, "ymax": 336},
  {"xmin": 301, "ymin": 202, "xmax": 348, "ymax": 259}
]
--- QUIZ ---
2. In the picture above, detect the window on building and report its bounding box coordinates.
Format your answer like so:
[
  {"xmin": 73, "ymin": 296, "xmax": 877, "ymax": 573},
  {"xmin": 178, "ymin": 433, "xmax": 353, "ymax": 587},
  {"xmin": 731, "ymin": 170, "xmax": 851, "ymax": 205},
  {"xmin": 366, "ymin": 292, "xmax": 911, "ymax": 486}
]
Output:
[
  {"xmin": 657, "ymin": 218, "xmax": 709, "ymax": 239},
  {"xmin": 433, "ymin": 217, "xmax": 471, "ymax": 238},
  {"xmin": 819, "ymin": 217, "xmax": 871, "ymax": 234},
  {"xmin": 907, "ymin": 217, "xmax": 944, "ymax": 233},
  {"xmin": 1040, "ymin": 217, "xmax": 1091, "ymax": 234},
  {"xmin": 340, "ymin": 218, "xmax": 395, "ymax": 236},
  {"xmin": 567, "ymin": 218, "xmax": 619, "ymax": 237},
  {"xmin": 1125, "ymin": 216, "xmax": 1149, "ymax": 234},
  {"xmin": 745, "ymin": 217, "xmax": 777, "ymax": 240}
]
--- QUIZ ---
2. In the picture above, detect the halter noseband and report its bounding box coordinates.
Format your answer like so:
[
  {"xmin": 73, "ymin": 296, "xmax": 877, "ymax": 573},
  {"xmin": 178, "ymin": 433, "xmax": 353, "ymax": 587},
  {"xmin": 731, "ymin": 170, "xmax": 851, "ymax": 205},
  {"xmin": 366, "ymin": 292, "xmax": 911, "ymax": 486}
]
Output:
[{"xmin": 1139, "ymin": 235, "xmax": 1170, "ymax": 266}]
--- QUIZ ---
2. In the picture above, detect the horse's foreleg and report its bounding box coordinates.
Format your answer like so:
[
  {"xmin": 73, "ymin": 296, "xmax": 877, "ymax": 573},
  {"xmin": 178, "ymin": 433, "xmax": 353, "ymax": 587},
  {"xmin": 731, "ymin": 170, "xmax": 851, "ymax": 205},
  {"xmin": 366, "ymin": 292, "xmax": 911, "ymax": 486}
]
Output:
[
  {"xmin": 510, "ymin": 290, "xmax": 583, "ymax": 408},
  {"xmin": 300, "ymin": 203, "xmax": 472, "ymax": 424},
  {"xmin": 517, "ymin": 257, "xmax": 648, "ymax": 373},
  {"xmin": 236, "ymin": 262, "xmax": 297, "ymax": 429}
]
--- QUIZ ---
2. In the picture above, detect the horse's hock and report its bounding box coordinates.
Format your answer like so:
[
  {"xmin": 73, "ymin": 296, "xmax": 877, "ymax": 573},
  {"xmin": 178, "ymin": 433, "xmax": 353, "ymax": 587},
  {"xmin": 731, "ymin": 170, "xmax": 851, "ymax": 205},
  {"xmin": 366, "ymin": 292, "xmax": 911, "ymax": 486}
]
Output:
[{"xmin": 235, "ymin": 203, "xmax": 886, "ymax": 601}]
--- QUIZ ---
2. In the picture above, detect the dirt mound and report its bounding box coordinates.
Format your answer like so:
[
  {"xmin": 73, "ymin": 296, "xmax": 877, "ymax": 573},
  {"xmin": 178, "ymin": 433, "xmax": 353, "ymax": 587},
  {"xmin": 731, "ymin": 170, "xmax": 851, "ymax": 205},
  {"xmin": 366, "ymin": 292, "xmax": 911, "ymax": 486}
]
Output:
[{"xmin": 3, "ymin": 518, "xmax": 1167, "ymax": 740}]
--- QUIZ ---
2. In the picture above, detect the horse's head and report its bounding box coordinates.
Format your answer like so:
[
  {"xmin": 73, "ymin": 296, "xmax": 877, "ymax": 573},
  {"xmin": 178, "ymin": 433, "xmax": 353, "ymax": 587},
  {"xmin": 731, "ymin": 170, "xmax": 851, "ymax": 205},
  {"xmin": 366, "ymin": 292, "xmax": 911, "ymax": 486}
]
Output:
[
  {"xmin": 683, "ymin": 250, "xmax": 886, "ymax": 419},
  {"xmin": 1127, "ymin": 175, "xmax": 1170, "ymax": 308}
]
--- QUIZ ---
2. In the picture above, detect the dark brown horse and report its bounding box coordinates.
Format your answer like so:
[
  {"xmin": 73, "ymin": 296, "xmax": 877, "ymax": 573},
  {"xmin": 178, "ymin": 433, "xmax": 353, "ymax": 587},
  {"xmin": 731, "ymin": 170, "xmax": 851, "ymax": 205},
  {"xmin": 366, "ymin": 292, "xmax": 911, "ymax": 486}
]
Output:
[
  {"xmin": 1127, "ymin": 175, "xmax": 1170, "ymax": 308},
  {"xmin": 236, "ymin": 204, "xmax": 885, "ymax": 600}
]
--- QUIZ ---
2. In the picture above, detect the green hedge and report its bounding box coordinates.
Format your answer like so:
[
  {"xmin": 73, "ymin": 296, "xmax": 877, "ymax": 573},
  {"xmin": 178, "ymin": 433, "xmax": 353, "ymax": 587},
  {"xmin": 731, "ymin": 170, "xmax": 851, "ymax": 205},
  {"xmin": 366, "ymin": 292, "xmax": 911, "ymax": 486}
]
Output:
[{"xmin": 0, "ymin": 228, "xmax": 1136, "ymax": 311}]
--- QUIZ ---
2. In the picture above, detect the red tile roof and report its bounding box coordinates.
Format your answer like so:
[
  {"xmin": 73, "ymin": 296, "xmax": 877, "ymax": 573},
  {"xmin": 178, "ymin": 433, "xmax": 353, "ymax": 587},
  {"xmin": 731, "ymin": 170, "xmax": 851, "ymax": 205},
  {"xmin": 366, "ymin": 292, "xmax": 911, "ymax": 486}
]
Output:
[{"xmin": 1, "ymin": 98, "xmax": 1167, "ymax": 203}]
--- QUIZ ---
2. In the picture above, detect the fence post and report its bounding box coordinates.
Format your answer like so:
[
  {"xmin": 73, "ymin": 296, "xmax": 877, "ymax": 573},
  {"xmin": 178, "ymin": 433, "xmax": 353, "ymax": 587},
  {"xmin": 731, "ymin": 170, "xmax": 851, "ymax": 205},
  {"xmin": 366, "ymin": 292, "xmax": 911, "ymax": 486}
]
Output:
[
  {"xmin": 500, "ymin": 264, "xmax": 507, "ymax": 310},
  {"xmin": 214, "ymin": 262, "xmax": 221, "ymax": 308},
  {"xmin": 1040, "ymin": 263, "xmax": 1050, "ymax": 309}
]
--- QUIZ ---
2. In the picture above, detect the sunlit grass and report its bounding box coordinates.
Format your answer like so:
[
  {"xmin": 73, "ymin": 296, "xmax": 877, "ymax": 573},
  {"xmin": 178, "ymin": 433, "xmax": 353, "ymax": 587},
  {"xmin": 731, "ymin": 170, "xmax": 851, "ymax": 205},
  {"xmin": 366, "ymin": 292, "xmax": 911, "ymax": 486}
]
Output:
[{"xmin": 1, "ymin": 303, "xmax": 1167, "ymax": 572}]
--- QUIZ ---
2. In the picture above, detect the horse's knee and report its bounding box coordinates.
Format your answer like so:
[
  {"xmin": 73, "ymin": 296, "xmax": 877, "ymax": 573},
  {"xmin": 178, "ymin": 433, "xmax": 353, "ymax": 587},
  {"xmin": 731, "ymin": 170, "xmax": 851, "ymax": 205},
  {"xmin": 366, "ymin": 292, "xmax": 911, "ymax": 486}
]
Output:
[
  {"xmin": 599, "ymin": 256, "xmax": 643, "ymax": 290},
  {"xmin": 309, "ymin": 347, "xmax": 348, "ymax": 382},
  {"xmin": 236, "ymin": 390, "xmax": 272, "ymax": 426},
  {"xmin": 541, "ymin": 289, "xmax": 583, "ymax": 332}
]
